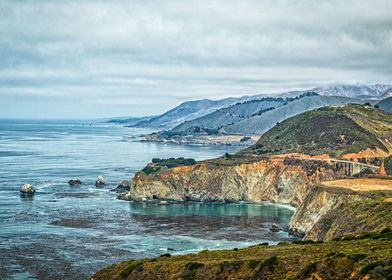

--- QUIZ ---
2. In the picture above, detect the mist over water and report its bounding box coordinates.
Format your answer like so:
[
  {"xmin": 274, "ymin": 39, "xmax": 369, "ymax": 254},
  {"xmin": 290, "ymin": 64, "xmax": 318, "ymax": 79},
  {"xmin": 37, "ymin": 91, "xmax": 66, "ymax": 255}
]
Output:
[{"xmin": 0, "ymin": 120, "xmax": 295, "ymax": 280}]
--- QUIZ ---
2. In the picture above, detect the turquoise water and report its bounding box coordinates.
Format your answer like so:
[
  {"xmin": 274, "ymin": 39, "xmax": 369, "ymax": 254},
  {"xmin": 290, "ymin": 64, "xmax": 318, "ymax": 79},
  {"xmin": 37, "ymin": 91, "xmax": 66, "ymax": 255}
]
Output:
[{"xmin": 0, "ymin": 120, "xmax": 295, "ymax": 279}]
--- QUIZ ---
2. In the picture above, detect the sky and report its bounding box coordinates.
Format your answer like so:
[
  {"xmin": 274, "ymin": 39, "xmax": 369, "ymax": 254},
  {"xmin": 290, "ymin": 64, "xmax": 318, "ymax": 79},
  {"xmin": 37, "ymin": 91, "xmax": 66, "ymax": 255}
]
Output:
[{"xmin": 0, "ymin": 0, "xmax": 391, "ymax": 119}]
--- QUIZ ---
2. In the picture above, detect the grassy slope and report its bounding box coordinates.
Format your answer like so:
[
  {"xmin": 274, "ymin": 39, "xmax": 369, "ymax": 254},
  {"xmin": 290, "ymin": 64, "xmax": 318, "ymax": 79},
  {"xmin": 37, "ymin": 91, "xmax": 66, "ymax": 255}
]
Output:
[
  {"xmin": 244, "ymin": 104, "xmax": 392, "ymax": 158},
  {"xmin": 92, "ymin": 231, "xmax": 392, "ymax": 280},
  {"xmin": 307, "ymin": 193, "xmax": 392, "ymax": 240}
]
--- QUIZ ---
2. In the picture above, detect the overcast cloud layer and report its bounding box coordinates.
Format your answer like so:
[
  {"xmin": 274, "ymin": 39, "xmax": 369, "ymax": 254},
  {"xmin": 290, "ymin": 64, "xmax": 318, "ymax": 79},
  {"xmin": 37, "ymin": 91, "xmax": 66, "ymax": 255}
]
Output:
[{"xmin": 0, "ymin": 0, "xmax": 391, "ymax": 118}]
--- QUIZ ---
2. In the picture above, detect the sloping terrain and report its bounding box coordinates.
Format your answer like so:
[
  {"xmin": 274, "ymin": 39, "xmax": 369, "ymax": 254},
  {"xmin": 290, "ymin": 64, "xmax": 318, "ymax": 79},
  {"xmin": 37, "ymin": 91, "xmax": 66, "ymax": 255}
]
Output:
[
  {"xmin": 170, "ymin": 96, "xmax": 289, "ymax": 135},
  {"xmin": 223, "ymin": 95, "xmax": 358, "ymax": 135},
  {"xmin": 118, "ymin": 84, "xmax": 392, "ymax": 130},
  {"xmin": 166, "ymin": 94, "xmax": 360, "ymax": 137},
  {"xmin": 132, "ymin": 96, "xmax": 260, "ymax": 129},
  {"xmin": 92, "ymin": 230, "xmax": 392, "ymax": 280},
  {"xmin": 311, "ymin": 84, "xmax": 392, "ymax": 99},
  {"xmin": 377, "ymin": 96, "xmax": 392, "ymax": 113},
  {"xmin": 245, "ymin": 104, "xmax": 392, "ymax": 158}
]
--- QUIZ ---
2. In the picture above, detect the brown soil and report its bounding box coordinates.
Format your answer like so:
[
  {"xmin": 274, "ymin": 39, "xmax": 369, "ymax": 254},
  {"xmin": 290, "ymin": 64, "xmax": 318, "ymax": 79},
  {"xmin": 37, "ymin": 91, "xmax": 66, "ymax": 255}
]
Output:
[{"xmin": 322, "ymin": 178, "xmax": 392, "ymax": 191}]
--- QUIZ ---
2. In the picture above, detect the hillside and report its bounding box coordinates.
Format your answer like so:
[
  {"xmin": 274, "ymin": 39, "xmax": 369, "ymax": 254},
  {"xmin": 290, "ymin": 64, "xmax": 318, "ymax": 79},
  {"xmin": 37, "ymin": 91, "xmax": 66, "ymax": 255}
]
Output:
[
  {"xmin": 245, "ymin": 104, "xmax": 392, "ymax": 158},
  {"xmin": 377, "ymin": 96, "xmax": 392, "ymax": 113},
  {"xmin": 311, "ymin": 84, "xmax": 392, "ymax": 99},
  {"xmin": 92, "ymin": 229, "xmax": 392, "ymax": 280},
  {"xmin": 160, "ymin": 95, "xmax": 361, "ymax": 140},
  {"xmin": 170, "ymin": 96, "xmax": 289, "ymax": 135},
  {"xmin": 223, "ymin": 95, "xmax": 358, "ymax": 135},
  {"xmin": 120, "ymin": 84, "xmax": 392, "ymax": 131},
  {"xmin": 131, "ymin": 96, "xmax": 260, "ymax": 129}
]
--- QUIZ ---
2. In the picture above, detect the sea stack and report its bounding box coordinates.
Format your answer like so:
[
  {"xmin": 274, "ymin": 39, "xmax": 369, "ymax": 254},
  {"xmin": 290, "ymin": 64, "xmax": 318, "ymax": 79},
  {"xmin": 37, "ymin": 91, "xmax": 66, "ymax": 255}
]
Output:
[
  {"xmin": 95, "ymin": 175, "xmax": 105, "ymax": 187},
  {"xmin": 68, "ymin": 179, "xmax": 82, "ymax": 186},
  {"xmin": 20, "ymin": 184, "xmax": 36, "ymax": 196}
]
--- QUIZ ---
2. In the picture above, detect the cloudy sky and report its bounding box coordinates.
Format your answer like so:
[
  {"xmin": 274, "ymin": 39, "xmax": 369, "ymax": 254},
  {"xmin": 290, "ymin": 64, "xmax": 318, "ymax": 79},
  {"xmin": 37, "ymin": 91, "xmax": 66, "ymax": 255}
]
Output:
[{"xmin": 0, "ymin": 0, "xmax": 391, "ymax": 118}]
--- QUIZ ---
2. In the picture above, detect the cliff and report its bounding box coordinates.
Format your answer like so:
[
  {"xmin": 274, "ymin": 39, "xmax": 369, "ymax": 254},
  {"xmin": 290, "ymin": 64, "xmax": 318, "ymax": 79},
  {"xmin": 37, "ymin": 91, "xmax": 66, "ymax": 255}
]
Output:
[
  {"xmin": 120, "ymin": 157, "xmax": 337, "ymax": 207},
  {"xmin": 120, "ymin": 105, "xmax": 392, "ymax": 239},
  {"xmin": 289, "ymin": 180, "xmax": 392, "ymax": 240}
]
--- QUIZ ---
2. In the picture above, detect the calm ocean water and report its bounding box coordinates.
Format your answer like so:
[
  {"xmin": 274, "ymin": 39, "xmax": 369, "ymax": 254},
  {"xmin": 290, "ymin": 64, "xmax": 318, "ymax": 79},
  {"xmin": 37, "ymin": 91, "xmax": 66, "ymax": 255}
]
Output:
[{"xmin": 0, "ymin": 120, "xmax": 295, "ymax": 280}]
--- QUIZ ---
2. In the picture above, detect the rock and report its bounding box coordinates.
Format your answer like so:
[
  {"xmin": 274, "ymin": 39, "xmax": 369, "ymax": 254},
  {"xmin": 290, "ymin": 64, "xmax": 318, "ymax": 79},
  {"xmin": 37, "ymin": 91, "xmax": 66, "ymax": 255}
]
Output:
[
  {"xmin": 95, "ymin": 175, "xmax": 105, "ymax": 187},
  {"xmin": 269, "ymin": 224, "xmax": 280, "ymax": 232},
  {"xmin": 68, "ymin": 179, "xmax": 82, "ymax": 186},
  {"xmin": 158, "ymin": 200, "xmax": 169, "ymax": 205},
  {"xmin": 20, "ymin": 183, "xmax": 35, "ymax": 196},
  {"xmin": 167, "ymin": 247, "xmax": 175, "ymax": 251},
  {"xmin": 110, "ymin": 180, "xmax": 130, "ymax": 193}
]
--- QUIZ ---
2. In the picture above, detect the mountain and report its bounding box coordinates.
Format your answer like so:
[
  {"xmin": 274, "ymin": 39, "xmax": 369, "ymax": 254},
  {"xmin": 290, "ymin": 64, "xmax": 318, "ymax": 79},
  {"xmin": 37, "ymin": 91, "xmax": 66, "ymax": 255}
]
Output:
[
  {"xmin": 169, "ymin": 95, "xmax": 296, "ymax": 135},
  {"xmin": 244, "ymin": 104, "xmax": 392, "ymax": 158},
  {"xmin": 116, "ymin": 83, "xmax": 391, "ymax": 130},
  {"xmin": 167, "ymin": 94, "xmax": 361, "ymax": 137},
  {"xmin": 131, "ymin": 97, "xmax": 261, "ymax": 129},
  {"xmin": 311, "ymin": 84, "xmax": 392, "ymax": 99},
  {"xmin": 106, "ymin": 115, "xmax": 155, "ymax": 125},
  {"xmin": 377, "ymin": 96, "xmax": 392, "ymax": 113}
]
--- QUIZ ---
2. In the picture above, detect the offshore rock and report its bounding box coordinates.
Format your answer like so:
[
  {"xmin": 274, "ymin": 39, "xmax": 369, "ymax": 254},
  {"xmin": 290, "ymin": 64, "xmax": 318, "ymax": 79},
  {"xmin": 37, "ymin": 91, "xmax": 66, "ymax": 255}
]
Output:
[
  {"xmin": 68, "ymin": 179, "xmax": 82, "ymax": 186},
  {"xmin": 20, "ymin": 183, "xmax": 35, "ymax": 196},
  {"xmin": 110, "ymin": 180, "xmax": 130, "ymax": 193},
  {"xmin": 95, "ymin": 175, "xmax": 105, "ymax": 187}
]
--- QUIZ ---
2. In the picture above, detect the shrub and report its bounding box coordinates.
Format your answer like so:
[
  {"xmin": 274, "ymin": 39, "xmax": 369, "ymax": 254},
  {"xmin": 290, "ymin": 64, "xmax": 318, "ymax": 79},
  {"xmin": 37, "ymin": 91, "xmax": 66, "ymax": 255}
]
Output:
[
  {"xmin": 186, "ymin": 262, "xmax": 204, "ymax": 271},
  {"xmin": 360, "ymin": 260, "xmax": 384, "ymax": 275},
  {"xmin": 160, "ymin": 253, "xmax": 171, "ymax": 257},
  {"xmin": 248, "ymin": 259, "xmax": 261, "ymax": 270},
  {"xmin": 120, "ymin": 262, "xmax": 143, "ymax": 278}
]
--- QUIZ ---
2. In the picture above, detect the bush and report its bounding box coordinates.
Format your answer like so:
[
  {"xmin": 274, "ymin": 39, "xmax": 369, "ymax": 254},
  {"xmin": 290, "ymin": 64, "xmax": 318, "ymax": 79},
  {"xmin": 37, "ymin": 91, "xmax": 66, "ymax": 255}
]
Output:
[
  {"xmin": 186, "ymin": 262, "xmax": 204, "ymax": 271},
  {"xmin": 159, "ymin": 253, "xmax": 171, "ymax": 257},
  {"xmin": 360, "ymin": 260, "xmax": 384, "ymax": 275},
  {"xmin": 120, "ymin": 262, "xmax": 143, "ymax": 278},
  {"xmin": 248, "ymin": 259, "xmax": 261, "ymax": 270}
]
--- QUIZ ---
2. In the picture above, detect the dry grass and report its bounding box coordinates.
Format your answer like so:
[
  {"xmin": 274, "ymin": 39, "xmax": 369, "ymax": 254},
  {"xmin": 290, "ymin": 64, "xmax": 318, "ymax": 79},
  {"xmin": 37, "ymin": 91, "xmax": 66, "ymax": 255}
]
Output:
[{"xmin": 322, "ymin": 178, "xmax": 392, "ymax": 191}]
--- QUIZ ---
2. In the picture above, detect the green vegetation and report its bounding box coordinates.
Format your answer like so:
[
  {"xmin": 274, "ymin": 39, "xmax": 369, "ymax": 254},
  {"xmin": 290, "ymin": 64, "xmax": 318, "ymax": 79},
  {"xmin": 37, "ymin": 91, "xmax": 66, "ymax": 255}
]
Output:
[
  {"xmin": 385, "ymin": 155, "xmax": 392, "ymax": 175},
  {"xmin": 119, "ymin": 262, "xmax": 143, "ymax": 278},
  {"xmin": 183, "ymin": 262, "xmax": 204, "ymax": 280},
  {"xmin": 313, "ymin": 196, "xmax": 392, "ymax": 240},
  {"xmin": 142, "ymin": 157, "xmax": 197, "ymax": 175},
  {"xmin": 92, "ymin": 229, "xmax": 392, "ymax": 280},
  {"xmin": 242, "ymin": 104, "xmax": 392, "ymax": 158}
]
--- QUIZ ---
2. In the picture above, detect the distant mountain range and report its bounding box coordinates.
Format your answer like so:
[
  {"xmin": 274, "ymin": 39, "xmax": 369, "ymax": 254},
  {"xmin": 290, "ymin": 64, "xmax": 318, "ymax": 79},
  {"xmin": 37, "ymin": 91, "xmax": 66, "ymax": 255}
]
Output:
[
  {"xmin": 108, "ymin": 83, "xmax": 392, "ymax": 142},
  {"xmin": 171, "ymin": 93, "xmax": 361, "ymax": 136}
]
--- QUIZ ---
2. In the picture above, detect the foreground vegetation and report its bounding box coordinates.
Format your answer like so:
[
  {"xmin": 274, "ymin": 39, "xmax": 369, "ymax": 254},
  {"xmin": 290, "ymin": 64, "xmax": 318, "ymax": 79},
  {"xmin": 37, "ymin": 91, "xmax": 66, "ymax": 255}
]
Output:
[{"xmin": 92, "ymin": 230, "xmax": 392, "ymax": 280}]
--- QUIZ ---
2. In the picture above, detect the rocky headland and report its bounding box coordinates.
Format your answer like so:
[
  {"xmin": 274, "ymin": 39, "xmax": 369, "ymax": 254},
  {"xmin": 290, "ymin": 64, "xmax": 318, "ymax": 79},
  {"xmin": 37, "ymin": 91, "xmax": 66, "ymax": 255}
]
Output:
[{"xmin": 97, "ymin": 105, "xmax": 392, "ymax": 279}]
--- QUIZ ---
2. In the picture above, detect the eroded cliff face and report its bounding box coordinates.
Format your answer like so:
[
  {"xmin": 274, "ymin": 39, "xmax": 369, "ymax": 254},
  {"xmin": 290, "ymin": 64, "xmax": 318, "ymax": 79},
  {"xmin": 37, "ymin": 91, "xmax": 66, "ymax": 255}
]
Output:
[
  {"xmin": 289, "ymin": 186, "xmax": 371, "ymax": 239},
  {"xmin": 290, "ymin": 185, "xmax": 392, "ymax": 240},
  {"xmin": 120, "ymin": 158, "xmax": 336, "ymax": 207},
  {"xmin": 119, "ymin": 157, "xmax": 391, "ymax": 241}
]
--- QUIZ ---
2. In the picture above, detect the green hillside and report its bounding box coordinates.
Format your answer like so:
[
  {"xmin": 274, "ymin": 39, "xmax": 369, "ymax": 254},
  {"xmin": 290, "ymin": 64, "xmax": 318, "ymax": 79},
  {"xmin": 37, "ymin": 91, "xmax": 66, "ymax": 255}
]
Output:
[
  {"xmin": 246, "ymin": 104, "xmax": 392, "ymax": 158},
  {"xmin": 92, "ymin": 230, "xmax": 392, "ymax": 280}
]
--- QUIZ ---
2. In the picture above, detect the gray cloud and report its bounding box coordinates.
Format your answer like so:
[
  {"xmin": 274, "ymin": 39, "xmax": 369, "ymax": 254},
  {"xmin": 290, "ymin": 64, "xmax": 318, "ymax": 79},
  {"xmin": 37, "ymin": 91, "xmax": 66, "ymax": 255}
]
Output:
[{"xmin": 0, "ymin": 0, "xmax": 391, "ymax": 118}]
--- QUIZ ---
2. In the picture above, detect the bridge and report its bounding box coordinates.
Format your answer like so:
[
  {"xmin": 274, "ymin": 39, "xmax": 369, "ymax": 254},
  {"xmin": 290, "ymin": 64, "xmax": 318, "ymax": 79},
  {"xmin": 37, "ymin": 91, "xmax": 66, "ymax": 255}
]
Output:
[{"xmin": 296, "ymin": 157, "xmax": 380, "ymax": 176}]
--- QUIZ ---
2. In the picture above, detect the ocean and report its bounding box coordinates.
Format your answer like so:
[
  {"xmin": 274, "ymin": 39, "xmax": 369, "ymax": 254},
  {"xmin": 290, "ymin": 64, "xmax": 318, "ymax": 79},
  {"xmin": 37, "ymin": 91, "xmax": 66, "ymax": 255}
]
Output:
[{"xmin": 0, "ymin": 120, "xmax": 294, "ymax": 279}]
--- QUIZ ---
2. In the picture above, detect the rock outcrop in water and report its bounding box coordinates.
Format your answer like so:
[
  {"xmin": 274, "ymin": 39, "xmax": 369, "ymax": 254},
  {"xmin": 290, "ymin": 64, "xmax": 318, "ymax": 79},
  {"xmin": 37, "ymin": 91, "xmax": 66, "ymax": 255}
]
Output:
[
  {"xmin": 95, "ymin": 176, "xmax": 105, "ymax": 187},
  {"xmin": 68, "ymin": 179, "xmax": 82, "ymax": 186},
  {"xmin": 110, "ymin": 180, "xmax": 130, "ymax": 193},
  {"xmin": 20, "ymin": 183, "xmax": 35, "ymax": 195}
]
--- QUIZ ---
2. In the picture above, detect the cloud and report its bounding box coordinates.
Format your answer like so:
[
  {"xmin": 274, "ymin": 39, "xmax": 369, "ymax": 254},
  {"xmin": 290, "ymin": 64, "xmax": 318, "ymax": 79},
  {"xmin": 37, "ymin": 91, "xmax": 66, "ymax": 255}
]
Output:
[{"xmin": 0, "ymin": 0, "xmax": 391, "ymax": 118}]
